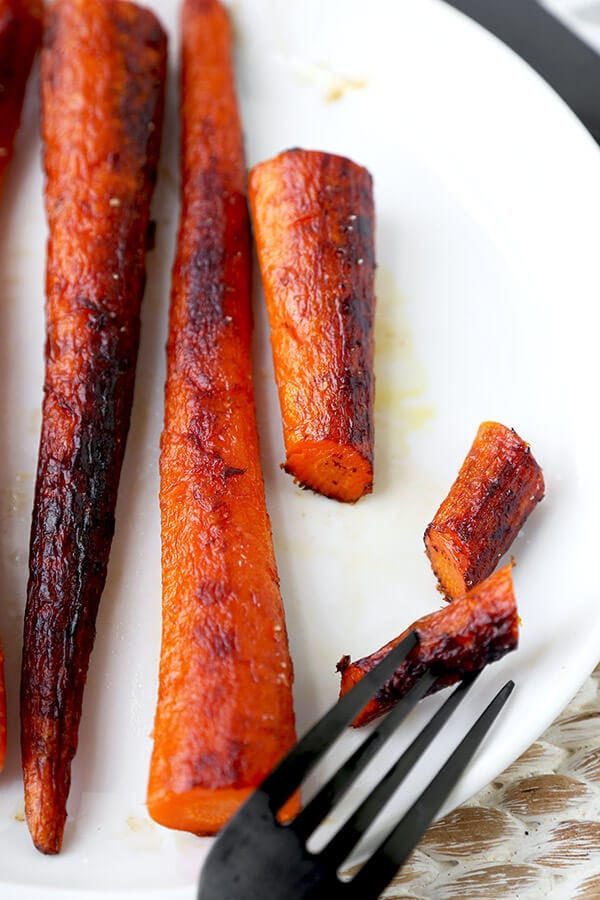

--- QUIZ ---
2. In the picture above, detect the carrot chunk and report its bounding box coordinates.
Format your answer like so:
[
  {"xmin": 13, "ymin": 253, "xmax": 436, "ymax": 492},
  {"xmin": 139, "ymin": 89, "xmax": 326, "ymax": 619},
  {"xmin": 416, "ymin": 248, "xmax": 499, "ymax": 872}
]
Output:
[
  {"xmin": 249, "ymin": 148, "xmax": 376, "ymax": 503},
  {"xmin": 424, "ymin": 422, "xmax": 544, "ymax": 599},
  {"xmin": 0, "ymin": 0, "xmax": 42, "ymax": 189},
  {"xmin": 337, "ymin": 564, "xmax": 518, "ymax": 727},
  {"xmin": 146, "ymin": 0, "xmax": 296, "ymax": 836},
  {"xmin": 0, "ymin": 0, "xmax": 42, "ymax": 776},
  {"xmin": 20, "ymin": 0, "xmax": 166, "ymax": 854}
]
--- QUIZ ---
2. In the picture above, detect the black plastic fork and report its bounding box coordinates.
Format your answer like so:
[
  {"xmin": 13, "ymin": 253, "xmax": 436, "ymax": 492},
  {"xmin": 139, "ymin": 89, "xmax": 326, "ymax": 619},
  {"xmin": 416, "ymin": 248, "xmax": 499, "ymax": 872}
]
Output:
[{"xmin": 198, "ymin": 632, "xmax": 514, "ymax": 899}]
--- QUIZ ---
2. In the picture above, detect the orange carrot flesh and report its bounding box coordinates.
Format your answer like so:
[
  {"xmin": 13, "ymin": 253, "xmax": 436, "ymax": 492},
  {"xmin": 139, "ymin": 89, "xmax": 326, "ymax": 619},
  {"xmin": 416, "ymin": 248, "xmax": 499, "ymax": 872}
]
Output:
[
  {"xmin": 424, "ymin": 422, "xmax": 545, "ymax": 599},
  {"xmin": 0, "ymin": 0, "xmax": 43, "ymax": 189},
  {"xmin": 338, "ymin": 564, "xmax": 518, "ymax": 727},
  {"xmin": 20, "ymin": 0, "xmax": 166, "ymax": 854},
  {"xmin": 249, "ymin": 148, "xmax": 376, "ymax": 503},
  {"xmin": 0, "ymin": 0, "xmax": 42, "ymax": 777},
  {"xmin": 146, "ymin": 0, "xmax": 296, "ymax": 836}
]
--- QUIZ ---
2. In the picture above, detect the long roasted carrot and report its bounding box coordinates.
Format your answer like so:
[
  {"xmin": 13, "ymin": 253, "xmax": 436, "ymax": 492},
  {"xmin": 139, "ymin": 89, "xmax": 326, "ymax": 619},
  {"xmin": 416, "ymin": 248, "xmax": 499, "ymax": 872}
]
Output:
[
  {"xmin": 338, "ymin": 564, "xmax": 518, "ymax": 727},
  {"xmin": 0, "ymin": 0, "xmax": 43, "ymax": 776},
  {"xmin": 249, "ymin": 148, "xmax": 376, "ymax": 503},
  {"xmin": 20, "ymin": 0, "xmax": 166, "ymax": 854},
  {"xmin": 425, "ymin": 422, "xmax": 544, "ymax": 599},
  {"xmin": 146, "ymin": 0, "xmax": 296, "ymax": 836},
  {"xmin": 0, "ymin": 0, "xmax": 43, "ymax": 190}
]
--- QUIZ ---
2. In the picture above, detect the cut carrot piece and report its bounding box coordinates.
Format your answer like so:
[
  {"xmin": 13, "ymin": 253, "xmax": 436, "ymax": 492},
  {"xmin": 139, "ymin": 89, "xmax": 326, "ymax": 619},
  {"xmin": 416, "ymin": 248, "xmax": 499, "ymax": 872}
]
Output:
[
  {"xmin": 0, "ymin": 0, "xmax": 43, "ymax": 189},
  {"xmin": 337, "ymin": 564, "xmax": 518, "ymax": 727},
  {"xmin": 0, "ymin": 0, "xmax": 43, "ymax": 776},
  {"xmin": 146, "ymin": 0, "xmax": 296, "ymax": 836},
  {"xmin": 249, "ymin": 148, "xmax": 376, "ymax": 503},
  {"xmin": 20, "ymin": 0, "xmax": 166, "ymax": 855},
  {"xmin": 425, "ymin": 422, "xmax": 544, "ymax": 599}
]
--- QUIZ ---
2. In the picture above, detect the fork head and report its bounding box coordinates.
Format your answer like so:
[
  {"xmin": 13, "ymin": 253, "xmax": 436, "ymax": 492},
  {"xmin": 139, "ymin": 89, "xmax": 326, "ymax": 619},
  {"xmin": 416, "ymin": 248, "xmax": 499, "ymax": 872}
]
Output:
[
  {"xmin": 200, "ymin": 790, "xmax": 332, "ymax": 900},
  {"xmin": 198, "ymin": 632, "xmax": 514, "ymax": 900}
]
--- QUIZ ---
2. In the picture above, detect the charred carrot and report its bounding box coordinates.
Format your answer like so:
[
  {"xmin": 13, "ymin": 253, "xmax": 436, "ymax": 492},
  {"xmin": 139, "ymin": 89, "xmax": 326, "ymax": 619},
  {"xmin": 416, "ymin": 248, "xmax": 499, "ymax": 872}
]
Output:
[
  {"xmin": 146, "ymin": 0, "xmax": 296, "ymax": 837},
  {"xmin": 249, "ymin": 148, "xmax": 376, "ymax": 503},
  {"xmin": 20, "ymin": 0, "xmax": 166, "ymax": 855},
  {"xmin": 0, "ymin": 0, "xmax": 43, "ymax": 190},
  {"xmin": 424, "ymin": 422, "xmax": 544, "ymax": 600},
  {"xmin": 337, "ymin": 564, "xmax": 518, "ymax": 727},
  {"xmin": 0, "ymin": 0, "xmax": 42, "ymax": 776}
]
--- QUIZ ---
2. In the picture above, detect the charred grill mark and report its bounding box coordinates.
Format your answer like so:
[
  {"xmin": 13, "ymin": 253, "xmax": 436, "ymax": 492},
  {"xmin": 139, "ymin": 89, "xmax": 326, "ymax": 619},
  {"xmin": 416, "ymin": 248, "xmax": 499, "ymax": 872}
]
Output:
[
  {"xmin": 224, "ymin": 465, "xmax": 245, "ymax": 478},
  {"xmin": 189, "ymin": 738, "xmax": 246, "ymax": 789},
  {"xmin": 188, "ymin": 240, "xmax": 226, "ymax": 326},
  {"xmin": 109, "ymin": 1, "xmax": 165, "ymax": 156}
]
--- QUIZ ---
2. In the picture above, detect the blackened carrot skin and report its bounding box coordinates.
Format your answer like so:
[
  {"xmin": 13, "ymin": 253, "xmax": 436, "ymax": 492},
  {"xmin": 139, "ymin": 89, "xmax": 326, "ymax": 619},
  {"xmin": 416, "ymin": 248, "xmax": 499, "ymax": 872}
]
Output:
[
  {"xmin": 337, "ymin": 565, "xmax": 518, "ymax": 727},
  {"xmin": 249, "ymin": 149, "xmax": 376, "ymax": 503},
  {"xmin": 20, "ymin": 0, "xmax": 166, "ymax": 855},
  {"xmin": 147, "ymin": 0, "xmax": 296, "ymax": 837},
  {"xmin": 0, "ymin": 0, "xmax": 43, "ymax": 775},
  {"xmin": 0, "ymin": 0, "xmax": 43, "ymax": 189}
]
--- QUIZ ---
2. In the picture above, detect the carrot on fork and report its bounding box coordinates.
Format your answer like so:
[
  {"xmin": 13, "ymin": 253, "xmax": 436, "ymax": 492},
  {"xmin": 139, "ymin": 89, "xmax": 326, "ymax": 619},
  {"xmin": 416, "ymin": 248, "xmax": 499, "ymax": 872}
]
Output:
[
  {"xmin": 20, "ymin": 0, "xmax": 166, "ymax": 854},
  {"xmin": 337, "ymin": 564, "xmax": 519, "ymax": 727},
  {"xmin": 0, "ymin": 0, "xmax": 43, "ymax": 776},
  {"xmin": 146, "ymin": 0, "xmax": 297, "ymax": 836},
  {"xmin": 249, "ymin": 148, "xmax": 376, "ymax": 503}
]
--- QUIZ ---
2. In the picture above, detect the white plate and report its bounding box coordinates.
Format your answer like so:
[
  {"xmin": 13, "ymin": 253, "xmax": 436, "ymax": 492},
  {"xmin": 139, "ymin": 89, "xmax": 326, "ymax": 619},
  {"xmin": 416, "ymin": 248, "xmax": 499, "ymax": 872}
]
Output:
[{"xmin": 2, "ymin": 0, "xmax": 600, "ymax": 896}]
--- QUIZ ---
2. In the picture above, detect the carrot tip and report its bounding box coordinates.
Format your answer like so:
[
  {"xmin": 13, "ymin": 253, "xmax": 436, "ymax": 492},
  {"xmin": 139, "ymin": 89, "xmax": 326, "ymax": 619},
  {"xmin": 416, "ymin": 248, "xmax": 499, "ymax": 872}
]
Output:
[{"xmin": 24, "ymin": 780, "xmax": 67, "ymax": 855}]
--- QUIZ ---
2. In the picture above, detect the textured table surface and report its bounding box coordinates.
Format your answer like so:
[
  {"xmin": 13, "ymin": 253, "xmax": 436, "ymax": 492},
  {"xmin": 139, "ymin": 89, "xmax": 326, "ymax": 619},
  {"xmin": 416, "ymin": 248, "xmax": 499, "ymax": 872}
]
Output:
[{"xmin": 351, "ymin": 663, "xmax": 600, "ymax": 899}]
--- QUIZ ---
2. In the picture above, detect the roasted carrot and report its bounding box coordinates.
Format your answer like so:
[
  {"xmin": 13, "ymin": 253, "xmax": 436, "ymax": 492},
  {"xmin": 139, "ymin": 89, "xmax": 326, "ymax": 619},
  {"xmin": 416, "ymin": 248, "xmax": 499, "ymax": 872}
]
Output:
[
  {"xmin": 0, "ymin": 0, "xmax": 43, "ymax": 190},
  {"xmin": 425, "ymin": 422, "xmax": 544, "ymax": 599},
  {"xmin": 337, "ymin": 564, "xmax": 518, "ymax": 727},
  {"xmin": 248, "ymin": 148, "xmax": 376, "ymax": 503},
  {"xmin": 146, "ymin": 0, "xmax": 296, "ymax": 836},
  {"xmin": 20, "ymin": 0, "xmax": 166, "ymax": 854},
  {"xmin": 0, "ymin": 0, "xmax": 43, "ymax": 775}
]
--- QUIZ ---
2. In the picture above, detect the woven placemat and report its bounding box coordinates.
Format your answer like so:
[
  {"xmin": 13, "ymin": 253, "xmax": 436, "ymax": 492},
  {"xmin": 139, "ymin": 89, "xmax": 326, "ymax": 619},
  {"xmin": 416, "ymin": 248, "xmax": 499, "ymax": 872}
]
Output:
[{"xmin": 364, "ymin": 663, "xmax": 600, "ymax": 899}]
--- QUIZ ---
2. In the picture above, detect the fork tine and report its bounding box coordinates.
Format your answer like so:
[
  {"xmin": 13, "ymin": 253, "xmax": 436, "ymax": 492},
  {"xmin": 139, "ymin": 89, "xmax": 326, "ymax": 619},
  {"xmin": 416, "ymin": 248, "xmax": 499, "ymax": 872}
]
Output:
[
  {"xmin": 319, "ymin": 673, "xmax": 480, "ymax": 869},
  {"xmin": 346, "ymin": 679, "xmax": 515, "ymax": 899},
  {"xmin": 292, "ymin": 668, "xmax": 438, "ymax": 841},
  {"xmin": 260, "ymin": 631, "xmax": 419, "ymax": 812}
]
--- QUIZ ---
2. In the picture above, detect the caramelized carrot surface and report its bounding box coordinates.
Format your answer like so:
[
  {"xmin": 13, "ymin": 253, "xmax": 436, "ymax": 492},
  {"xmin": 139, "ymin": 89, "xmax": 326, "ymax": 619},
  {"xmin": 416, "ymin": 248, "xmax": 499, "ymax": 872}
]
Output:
[
  {"xmin": 0, "ymin": 0, "xmax": 42, "ymax": 776},
  {"xmin": 249, "ymin": 148, "xmax": 376, "ymax": 503},
  {"xmin": 338, "ymin": 564, "xmax": 518, "ymax": 727},
  {"xmin": 425, "ymin": 422, "xmax": 544, "ymax": 599},
  {"xmin": 146, "ymin": 0, "xmax": 296, "ymax": 837},
  {"xmin": 0, "ymin": 0, "xmax": 43, "ymax": 190},
  {"xmin": 20, "ymin": 0, "xmax": 165, "ymax": 854}
]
